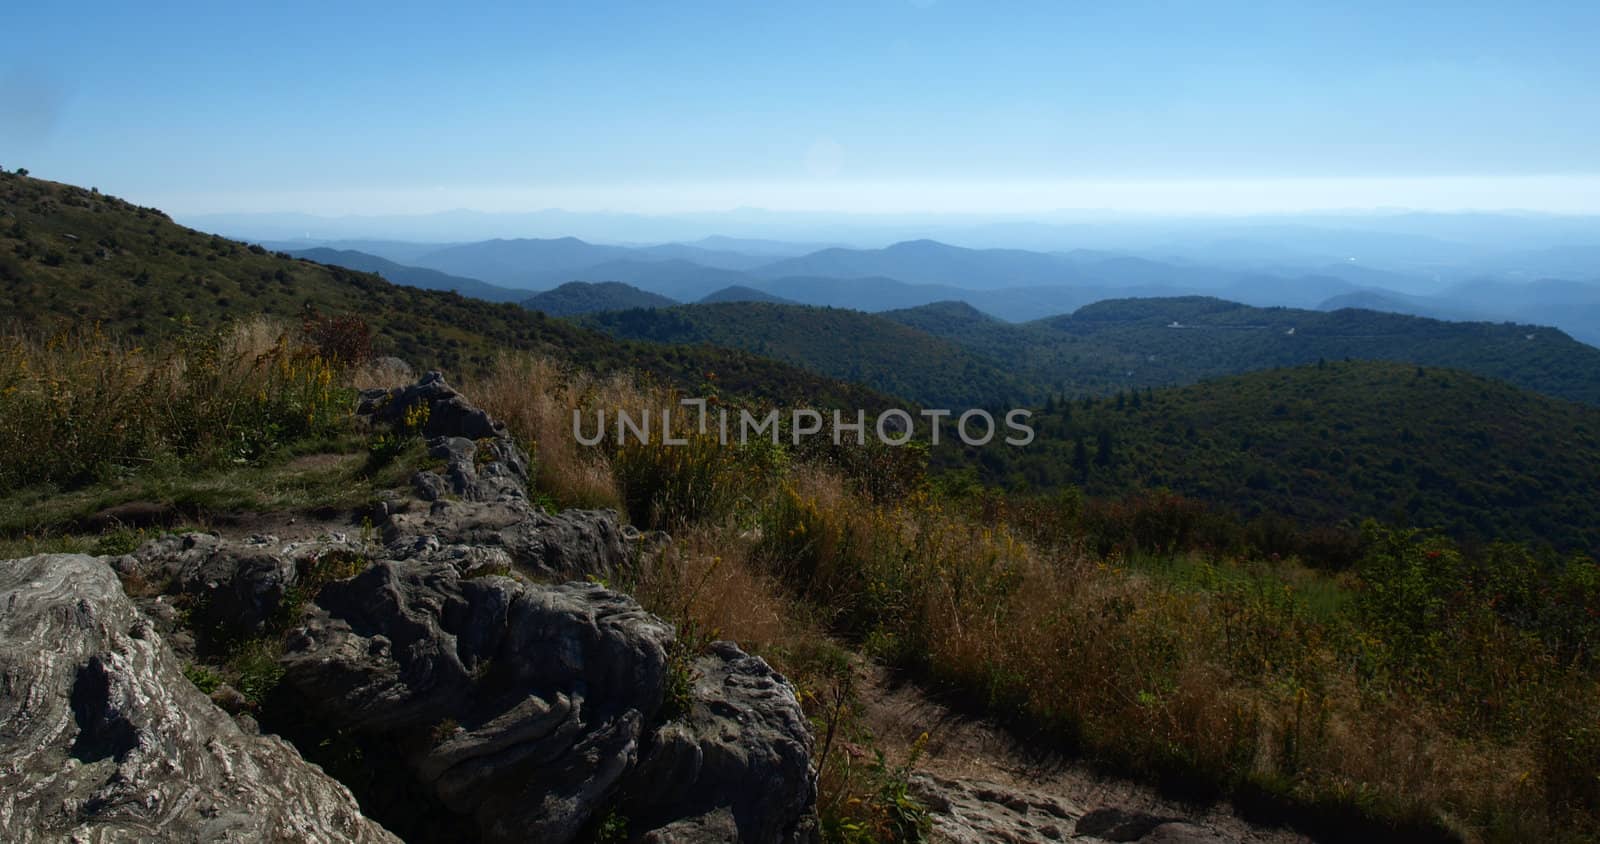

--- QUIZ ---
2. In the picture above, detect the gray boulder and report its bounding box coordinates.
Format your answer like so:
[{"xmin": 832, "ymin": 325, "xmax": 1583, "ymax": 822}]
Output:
[
  {"xmin": 278, "ymin": 557, "xmax": 817, "ymax": 843},
  {"xmin": 280, "ymin": 558, "xmax": 673, "ymax": 842},
  {"xmin": 359, "ymin": 370, "xmax": 505, "ymax": 443},
  {"xmin": 0, "ymin": 554, "xmax": 397, "ymax": 843},
  {"xmin": 1076, "ymin": 807, "xmax": 1190, "ymax": 842},
  {"xmin": 174, "ymin": 546, "xmax": 298, "ymax": 636},
  {"xmin": 624, "ymin": 641, "xmax": 818, "ymax": 843}
]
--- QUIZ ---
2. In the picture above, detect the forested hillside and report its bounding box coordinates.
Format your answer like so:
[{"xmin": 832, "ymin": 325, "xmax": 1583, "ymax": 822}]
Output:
[
  {"xmin": 885, "ymin": 296, "xmax": 1600, "ymax": 405},
  {"xmin": 581, "ymin": 301, "xmax": 1034, "ymax": 408},
  {"xmin": 953, "ymin": 360, "xmax": 1600, "ymax": 554}
]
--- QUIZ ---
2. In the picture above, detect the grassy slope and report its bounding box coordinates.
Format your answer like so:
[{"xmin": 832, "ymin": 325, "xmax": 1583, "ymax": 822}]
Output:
[
  {"xmin": 966, "ymin": 360, "xmax": 1600, "ymax": 555},
  {"xmin": 0, "ymin": 172, "xmax": 889, "ymax": 411},
  {"xmin": 580, "ymin": 301, "xmax": 1035, "ymax": 409}
]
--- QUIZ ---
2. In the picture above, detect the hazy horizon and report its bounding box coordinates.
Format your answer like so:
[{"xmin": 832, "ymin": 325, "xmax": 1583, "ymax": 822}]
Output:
[
  {"xmin": 110, "ymin": 175, "xmax": 1600, "ymax": 219},
  {"xmin": 7, "ymin": 1, "xmax": 1599, "ymax": 219}
]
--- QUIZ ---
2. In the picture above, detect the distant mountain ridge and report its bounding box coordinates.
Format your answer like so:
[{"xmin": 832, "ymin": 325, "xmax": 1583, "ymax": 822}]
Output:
[
  {"xmin": 234, "ymin": 230, "xmax": 1600, "ymax": 350},
  {"xmin": 699, "ymin": 285, "xmax": 796, "ymax": 305},
  {"xmin": 580, "ymin": 296, "xmax": 1600, "ymax": 407},
  {"xmin": 286, "ymin": 248, "xmax": 526, "ymax": 302}
]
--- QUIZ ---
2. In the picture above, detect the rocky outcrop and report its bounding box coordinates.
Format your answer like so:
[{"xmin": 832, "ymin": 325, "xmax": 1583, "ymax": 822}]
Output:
[
  {"xmin": 359, "ymin": 370, "xmax": 530, "ymax": 504},
  {"xmin": 2, "ymin": 372, "xmax": 818, "ymax": 843},
  {"xmin": 280, "ymin": 559, "xmax": 672, "ymax": 842},
  {"xmin": 361, "ymin": 370, "xmax": 637, "ymax": 582},
  {"xmin": 911, "ymin": 774, "xmax": 1079, "ymax": 843},
  {"xmin": 277, "ymin": 558, "xmax": 816, "ymax": 843},
  {"xmin": 0, "ymin": 554, "xmax": 397, "ymax": 843}
]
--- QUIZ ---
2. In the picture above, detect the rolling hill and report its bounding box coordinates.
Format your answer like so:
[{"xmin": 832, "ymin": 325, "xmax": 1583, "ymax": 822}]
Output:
[
  {"xmin": 406, "ymin": 236, "xmax": 636, "ymax": 288},
  {"xmin": 699, "ymin": 285, "xmax": 796, "ymax": 305},
  {"xmin": 884, "ymin": 296, "xmax": 1600, "ymax": 405},
  {"xmin": 523, "ymin": 281, "xmax": 677, "ymax": 316},
  {"xmin": 0, "ymin": 172, "xmax": 891, "ymax": 411},
  {"xmin": 579, "ymin": 302, "xmax": 1033, "ymax": 409},
  {"xmin": 751, "ymin": 239, "xmax": 1080, "ymax": 289},
  {"xmin": 552, "ymin": 259, "xmax": 752, "ymax": 300},
  {"xmin": 1319, "ymin": 281, "xmax": 1600, "ymax": 347},
  {"xmin": 961, "ymin": 360, "xmax": 1600, "ymax": 555}
]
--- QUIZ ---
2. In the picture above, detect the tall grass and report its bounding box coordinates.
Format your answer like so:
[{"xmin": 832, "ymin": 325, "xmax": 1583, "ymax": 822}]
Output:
[
  {"xmin": 467, "ymin": 353, "xmax": 626, "ymax": 510},
  {"xmin": 468, "ymin": 352, "xmax": 787, "ymax": 525},
  {"xmin": 735, "ymin": 468, "xmax": 1599, "ymax": 841},
  {"xmin": 626, "ymin": 523, "xmax": 931, "ymax": 843},
  {"xmin": 0, "ymin": 318, "xmax": 352, "ymax": 489}
]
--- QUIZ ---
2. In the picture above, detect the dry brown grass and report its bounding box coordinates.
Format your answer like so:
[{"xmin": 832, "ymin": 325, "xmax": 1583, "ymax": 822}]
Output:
[
  {"xmin": 466, "ymin": 352, "xmax": 631, "ymax": 510},
  {"xmin": 629, "ymin": 518, "xmax": 931, "ymax": 842},
  {"xmin": 631, "ymin": 524, "xmax": 821, "ymax": 667},
  {"xmin": 342, "ymin": 356, "xmax": 415, "ymax": 390},
  {"xmin": 728, "ymin": 462, "xmax": 1596, "ymax": 842}
]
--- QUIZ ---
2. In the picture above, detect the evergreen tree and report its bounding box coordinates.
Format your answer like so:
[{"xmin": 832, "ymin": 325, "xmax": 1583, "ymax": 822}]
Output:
[{"xmin": 1096, "ymin": 428, "xmax": 1114, "ymax": 467}]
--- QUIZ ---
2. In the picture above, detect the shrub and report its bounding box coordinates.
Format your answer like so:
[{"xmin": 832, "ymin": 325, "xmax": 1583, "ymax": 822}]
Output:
[
  {"xmin": 301, "ymin": 310, "xmax": 372, "ymax": 366},
  {"xmin": 612, "ymin": 431, "xmax": 745, "ymax": 530}
]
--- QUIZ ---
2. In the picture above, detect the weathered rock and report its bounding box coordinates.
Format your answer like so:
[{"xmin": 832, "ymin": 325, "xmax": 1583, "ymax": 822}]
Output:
[
  {"xmin": 384, "ymin": 498, "xmax": 633, "ymax": 581},
  {"xmin": 1075, "ymin": 807, "xmax": 1189, "ymax": 842},
  {"xmin": 5, "ymin": 371, "xmax": 820, "ymax": 843},
  {"xmin": 410, "ymin": 434, "xmax": 530, "ymax": 503},
  {"xmin": 271, "ymin": 553, "xmax": 819, "ymax": 844},
  {"xmin": 624, "ymin": 641, "xmax": 818, "ymax": 843},
  {"xmin": 108, "ymin": 529, "xmax": 225, "ymax": 587},
  {"xmin": 639, "ymin": 808, "xmax": 743, "ymax": 843},
  {"xmin": 359, "ymin": 370, "xmax": 504, "ymax": 443},
  {"xmin": 114, "ymin": 532, "xmax": 377, "ymax": 645},
  {"xmin": 910, "ymin": 776, "xmax": 1234, "ymax": 844},
  {"xmin": 175, "ymin": 545, "xmax": 297, "ymax": 636},
  {"xmin": 1137, "ymin": 822, "xmax": 1234, "ymax": 844},
  {"xmin": 0, "ymin": 554, "xmax": 397, "ymax": 843},
  {"xmin": 910, "ymin": 773, "xmax": 1079, "ymax": 843},
  {"xmin": 279, "ymin": 559, "xmax": 674, "ymax": 843},
  {"xmin": 361, "ymin": 371, "xmax": 531, "ymax": 503}
]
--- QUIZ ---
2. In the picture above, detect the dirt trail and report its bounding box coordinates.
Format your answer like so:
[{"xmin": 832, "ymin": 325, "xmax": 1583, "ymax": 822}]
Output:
[{"xmin": 855, "ymin": 666, "xmax": 1312, "ymax": 844}]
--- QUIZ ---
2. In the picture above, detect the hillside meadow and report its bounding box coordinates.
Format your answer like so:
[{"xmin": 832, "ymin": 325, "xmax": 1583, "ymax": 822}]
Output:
[{"xmin": 3, "ymin": 313, "xmax": 1597, "ymax": 843}]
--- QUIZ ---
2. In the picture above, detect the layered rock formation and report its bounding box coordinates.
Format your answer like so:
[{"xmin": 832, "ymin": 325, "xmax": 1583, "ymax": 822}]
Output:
[{"xmin": 0, "ymin": 553, "xmax": 398, "ymax": 843}]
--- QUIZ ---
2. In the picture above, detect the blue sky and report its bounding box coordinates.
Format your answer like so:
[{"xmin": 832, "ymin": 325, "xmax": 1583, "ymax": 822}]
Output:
[{"xmin": 4, "ymin": 0, "xmax": 1598, "ymax": 215}]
